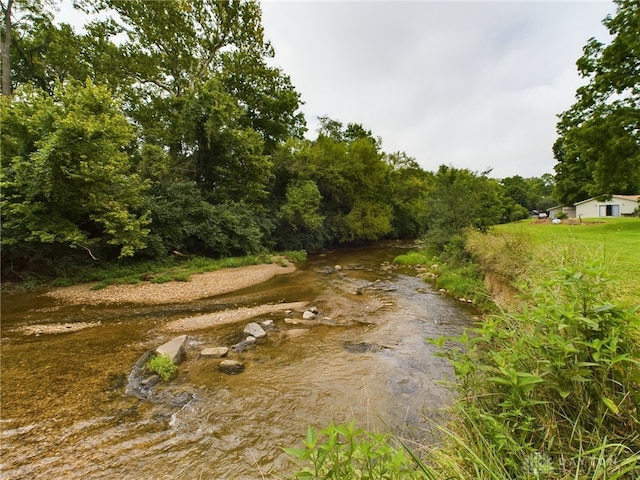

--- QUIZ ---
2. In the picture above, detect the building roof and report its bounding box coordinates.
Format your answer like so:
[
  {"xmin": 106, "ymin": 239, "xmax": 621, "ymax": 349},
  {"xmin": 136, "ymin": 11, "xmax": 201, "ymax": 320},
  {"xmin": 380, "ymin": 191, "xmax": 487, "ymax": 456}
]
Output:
[{"xmin": 574, "ymin": 194, "xmax": 640, "ymax": 206}]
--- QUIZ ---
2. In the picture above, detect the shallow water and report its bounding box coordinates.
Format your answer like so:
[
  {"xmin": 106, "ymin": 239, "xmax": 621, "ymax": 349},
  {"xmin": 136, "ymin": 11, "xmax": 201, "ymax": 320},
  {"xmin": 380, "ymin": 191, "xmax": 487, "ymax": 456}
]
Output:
[{"xmin": 0, "ymin": 242, "xmax": 475, "ymax": 479}]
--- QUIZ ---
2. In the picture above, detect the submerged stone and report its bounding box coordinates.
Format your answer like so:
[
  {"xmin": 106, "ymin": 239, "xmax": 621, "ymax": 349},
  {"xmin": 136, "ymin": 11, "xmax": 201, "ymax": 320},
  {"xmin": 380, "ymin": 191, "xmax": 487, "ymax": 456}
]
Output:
[
  {"xmin": 219, "ymin": 360, "xmax": 245, "ymax": 375},
  {"xmin": 200, "ymin": 347, "xmax": 228, "ymax": 358}
]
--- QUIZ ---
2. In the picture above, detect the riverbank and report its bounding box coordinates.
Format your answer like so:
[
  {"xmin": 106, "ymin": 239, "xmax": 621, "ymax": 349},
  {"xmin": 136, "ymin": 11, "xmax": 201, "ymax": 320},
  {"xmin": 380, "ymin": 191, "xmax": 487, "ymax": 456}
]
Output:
[
  {"xmin": 46, "ymin": 262, "xmax": 296, "ymax": 305},
  {"xmin": 290, "ymin": 221, "xmax": 640, "ymax": 479}
]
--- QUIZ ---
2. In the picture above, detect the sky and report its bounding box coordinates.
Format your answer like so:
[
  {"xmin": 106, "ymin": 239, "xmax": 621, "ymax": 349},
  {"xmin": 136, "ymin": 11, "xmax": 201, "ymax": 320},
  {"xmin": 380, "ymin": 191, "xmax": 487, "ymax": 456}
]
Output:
[
  {"xmin": 258, "ymin": 0, "xmax": 615, "ymax": 178},
  {"xmin": 55, "ymin": 0, "xmax": 616, "ymax": 179}
]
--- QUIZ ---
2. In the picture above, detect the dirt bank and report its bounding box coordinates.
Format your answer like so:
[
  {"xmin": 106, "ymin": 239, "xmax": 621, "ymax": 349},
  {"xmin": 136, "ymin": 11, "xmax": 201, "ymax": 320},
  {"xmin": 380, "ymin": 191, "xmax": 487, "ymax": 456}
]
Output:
[{"xmin": 47, "ymin": 263, "xmax": 296, "ymax": 306}]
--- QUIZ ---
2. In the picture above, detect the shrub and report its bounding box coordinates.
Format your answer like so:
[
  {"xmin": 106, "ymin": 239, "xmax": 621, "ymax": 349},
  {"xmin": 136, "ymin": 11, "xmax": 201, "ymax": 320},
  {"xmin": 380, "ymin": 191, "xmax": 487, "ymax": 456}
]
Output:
[
  {"xmin": 431, "ymin": 262, "xmax": 640, "ymax": 477},
  {"xmin": 146, "ymin": 354, "xmax": 178, "ymax": 382}
]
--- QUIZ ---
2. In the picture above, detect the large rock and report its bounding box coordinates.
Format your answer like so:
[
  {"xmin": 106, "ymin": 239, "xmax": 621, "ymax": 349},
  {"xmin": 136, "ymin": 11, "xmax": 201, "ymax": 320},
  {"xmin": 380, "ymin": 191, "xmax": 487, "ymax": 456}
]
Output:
[
  {"xmin": 244, "ymin": 322, "xmax": 266, "ymax": 339},
  {"xmin": 156, "ymin": 335, "xmax": 188, "ymax": 364}
]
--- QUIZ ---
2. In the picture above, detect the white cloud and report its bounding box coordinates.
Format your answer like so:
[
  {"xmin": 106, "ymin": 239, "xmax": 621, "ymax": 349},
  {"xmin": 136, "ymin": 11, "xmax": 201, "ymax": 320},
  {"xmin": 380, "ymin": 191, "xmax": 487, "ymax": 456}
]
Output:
[{"xmin": 260, "ymin": 0, "xmax": 614, "ymax": 178}]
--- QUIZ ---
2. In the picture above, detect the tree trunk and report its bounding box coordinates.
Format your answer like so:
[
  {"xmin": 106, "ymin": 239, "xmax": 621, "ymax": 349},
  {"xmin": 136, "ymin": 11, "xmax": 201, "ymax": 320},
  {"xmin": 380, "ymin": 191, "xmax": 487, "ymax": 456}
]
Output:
[{"xmin": 1, "ymin": 0, "xmax": 13, "ymax": 96}]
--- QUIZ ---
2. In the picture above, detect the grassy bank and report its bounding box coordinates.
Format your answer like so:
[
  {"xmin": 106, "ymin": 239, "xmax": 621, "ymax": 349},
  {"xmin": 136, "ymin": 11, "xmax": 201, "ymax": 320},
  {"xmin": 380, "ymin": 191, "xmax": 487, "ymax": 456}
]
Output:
[
  {"xmin": 468, "ymin": 217, "xmax": 640, "ymax": 307},
  {"xmin": 7, "ymin": 250, "xmax": 307, "ymax": 291},
  {"xmin": 285, "ymin": 219, "xmax": 640, "ymax": 479}
]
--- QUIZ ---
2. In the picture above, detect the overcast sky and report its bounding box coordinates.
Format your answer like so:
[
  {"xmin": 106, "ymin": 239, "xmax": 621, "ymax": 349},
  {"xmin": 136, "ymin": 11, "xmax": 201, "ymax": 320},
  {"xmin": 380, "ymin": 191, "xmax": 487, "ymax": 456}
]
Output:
[{"xmin": 259, "ymin": 0, "xmax": 614, "ymax": 178}]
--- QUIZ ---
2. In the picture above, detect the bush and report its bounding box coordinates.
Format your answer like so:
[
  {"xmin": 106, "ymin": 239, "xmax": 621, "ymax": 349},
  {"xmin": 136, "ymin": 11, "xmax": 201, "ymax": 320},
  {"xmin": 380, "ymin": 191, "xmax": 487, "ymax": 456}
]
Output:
[
  {"xmin": 431, "ymin": 262, "xmax": 640, "ymax": 478},
  {"xmin": 146, "ymin": 354, "xmax": 178, "ymax": 382}
]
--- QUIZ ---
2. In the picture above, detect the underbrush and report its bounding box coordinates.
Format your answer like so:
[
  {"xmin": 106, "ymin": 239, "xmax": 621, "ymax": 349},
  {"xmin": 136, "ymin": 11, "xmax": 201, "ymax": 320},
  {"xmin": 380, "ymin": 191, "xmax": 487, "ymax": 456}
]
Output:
[
  {"xmin": 286, "ymin": 251, "xmax": 640, "ymax": 479},
  {"xmin": 393, "ymin": 233, "xmax": 493, "ymax": 310},
  {"xmin": 24, "ymin": 250, "xmax": 306, "ymax": 290},
  {"xmin": 427, "ymin": 262, "xmax": 640, "ymax": 479},
  {"xmin": 284, "ymin": 421, "xmax": 432, "ymax": 479}
]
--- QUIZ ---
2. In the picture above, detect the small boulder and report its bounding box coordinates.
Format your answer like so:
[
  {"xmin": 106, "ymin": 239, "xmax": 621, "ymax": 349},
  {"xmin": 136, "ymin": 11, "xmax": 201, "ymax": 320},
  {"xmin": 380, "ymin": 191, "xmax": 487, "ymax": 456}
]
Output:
[
  {"xmin": 302, "ymin": 310, "xmax": 316, "ymax": 320},
  {"xmin": 156, "ymin": 335, "xmax": 188, "ymax": 364},
  {"xmin": 284, "ymin": 318, "xmax": 299, "ymax": 325},
  {"xmin": 244, "ymin": 335, "xmax": 257, "ymax": 345},
  {"xmin": 334, "ymin": 265, "xmax": 343, "ymax": 272},
  {"xmin": 244, "ymin": 322, "xmax": 266, "ymax": 339},
  {"xmin": 219, "ymin": 360, "xmax": 245, "ymax": 375},
  {"xmin": 200, "ymin": 347, "xmax": 228, "ymax": 358},
  {"xmin": 261, "ymin": 319, "xmax": 274, "ymax": 328}
]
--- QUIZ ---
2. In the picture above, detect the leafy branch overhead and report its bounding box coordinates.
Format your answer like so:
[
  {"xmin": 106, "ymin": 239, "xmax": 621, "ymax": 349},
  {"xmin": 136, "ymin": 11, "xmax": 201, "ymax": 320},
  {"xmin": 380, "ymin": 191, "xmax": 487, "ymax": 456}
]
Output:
[{"xmin": 554, "ymin": 0, "xmax": 640, "ymax": 204}]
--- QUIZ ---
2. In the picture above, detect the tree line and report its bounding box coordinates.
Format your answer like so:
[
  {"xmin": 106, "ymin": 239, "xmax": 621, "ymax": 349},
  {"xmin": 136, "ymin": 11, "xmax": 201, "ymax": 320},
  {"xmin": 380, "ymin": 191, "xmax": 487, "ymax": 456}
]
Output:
[{"xmin": 2, "ymin": 0, "xmax": 634, "ymax": 279}]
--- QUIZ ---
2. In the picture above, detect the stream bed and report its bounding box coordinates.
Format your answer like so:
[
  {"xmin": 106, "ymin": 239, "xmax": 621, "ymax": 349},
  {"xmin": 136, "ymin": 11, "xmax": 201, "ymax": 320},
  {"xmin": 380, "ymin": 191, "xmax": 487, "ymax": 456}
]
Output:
[{"xmin": 0, "ymin": 242, "xmax": 476, "ymax": 479}]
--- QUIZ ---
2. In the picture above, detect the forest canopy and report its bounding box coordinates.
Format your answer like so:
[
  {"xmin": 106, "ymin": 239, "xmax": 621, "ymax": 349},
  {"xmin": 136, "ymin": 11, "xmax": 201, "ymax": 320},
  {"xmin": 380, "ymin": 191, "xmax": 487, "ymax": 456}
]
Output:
[{"xmin": 0, "ymin": 0, "xmax": 568, "ymax": 278}]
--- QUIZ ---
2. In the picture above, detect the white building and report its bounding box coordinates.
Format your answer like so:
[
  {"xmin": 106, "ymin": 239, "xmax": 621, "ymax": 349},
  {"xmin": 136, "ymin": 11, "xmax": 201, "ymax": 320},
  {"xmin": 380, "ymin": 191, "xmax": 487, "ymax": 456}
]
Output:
[{"xmin": 574, "ymin": 195, "xmax": 639, "ymax": 218}]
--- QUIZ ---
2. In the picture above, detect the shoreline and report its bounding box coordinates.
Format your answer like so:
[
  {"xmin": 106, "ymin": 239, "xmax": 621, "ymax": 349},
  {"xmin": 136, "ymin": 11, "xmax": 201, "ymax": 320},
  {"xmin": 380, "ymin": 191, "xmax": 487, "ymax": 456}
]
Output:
[{"xmin": 46, "ymin": 262, "xmax": 297, "ymax": 306}]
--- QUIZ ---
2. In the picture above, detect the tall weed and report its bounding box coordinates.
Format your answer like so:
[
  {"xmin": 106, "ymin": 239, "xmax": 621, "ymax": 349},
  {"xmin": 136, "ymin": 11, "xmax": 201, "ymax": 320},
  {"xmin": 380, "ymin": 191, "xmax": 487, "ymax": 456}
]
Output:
[
  {"xmin": 432, "ymin": 262, "xmax": 640, "ymax": 478},
  {"xmin": 284, "ymin": 421, "xmax": 433, "ymax": 479}
]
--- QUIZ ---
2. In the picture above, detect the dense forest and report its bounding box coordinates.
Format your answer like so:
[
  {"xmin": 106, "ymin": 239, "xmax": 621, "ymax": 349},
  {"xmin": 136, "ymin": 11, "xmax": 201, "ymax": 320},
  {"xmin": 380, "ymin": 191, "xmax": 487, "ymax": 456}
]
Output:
[{"xmin": 1, "ymin": 0, "xmax": 636, "ymax": 279}]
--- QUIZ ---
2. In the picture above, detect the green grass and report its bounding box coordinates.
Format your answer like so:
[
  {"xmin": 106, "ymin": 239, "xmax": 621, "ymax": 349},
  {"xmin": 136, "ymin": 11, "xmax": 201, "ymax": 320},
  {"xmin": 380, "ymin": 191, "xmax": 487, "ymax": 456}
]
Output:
[
  {"xmin": 471, "ymin": 218, "xmax": 640, "ymax": 307},
  {"xmin": 50, "ymin": 250, "xmax": 306, "ymax": 290}
]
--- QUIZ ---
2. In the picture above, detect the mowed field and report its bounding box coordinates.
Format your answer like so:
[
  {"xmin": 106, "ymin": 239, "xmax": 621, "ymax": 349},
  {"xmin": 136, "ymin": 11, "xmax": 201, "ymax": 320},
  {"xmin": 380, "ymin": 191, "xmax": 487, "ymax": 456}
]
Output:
[{"xmin": 490, "ymin": 218, "xmax": 640, "ymax": 307}]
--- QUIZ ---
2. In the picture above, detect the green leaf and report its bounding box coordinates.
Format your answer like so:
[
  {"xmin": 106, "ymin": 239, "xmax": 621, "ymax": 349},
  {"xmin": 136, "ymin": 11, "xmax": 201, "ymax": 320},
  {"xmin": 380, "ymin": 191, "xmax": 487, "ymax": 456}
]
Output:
[
  {"xmin": 305, "ymin": 425, "xmax": 316, "ymax": 449},
  {"xmin": 283, "ymin": 447, "xmax": 308, "ymax": 459},
  {"xmin": 602, "ymin": 396, "xmax": 619, "ymax": 414},
  {"xmin": 515, "ymin": 374, "xmax": 544, "ymax": 387}
]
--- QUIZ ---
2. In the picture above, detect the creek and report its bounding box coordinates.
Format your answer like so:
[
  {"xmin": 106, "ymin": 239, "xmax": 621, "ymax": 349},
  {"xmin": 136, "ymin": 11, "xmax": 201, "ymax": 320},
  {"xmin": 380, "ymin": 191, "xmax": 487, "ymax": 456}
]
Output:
[{"xmin": 0, "ymin": 242, "xmax": 476, "ymax": 479}]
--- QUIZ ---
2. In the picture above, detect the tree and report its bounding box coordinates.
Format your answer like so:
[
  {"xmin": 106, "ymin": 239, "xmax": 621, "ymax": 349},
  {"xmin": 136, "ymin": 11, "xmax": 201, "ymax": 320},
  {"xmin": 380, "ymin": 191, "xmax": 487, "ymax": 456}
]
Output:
[
  {"xmin": 179, "ymin": 80, "xmax": 272, "ymax": 205},
  {"xmin": 1, "ymin": 0, "xmax": 55, "ymax": 96},
  {"xmin": 554, "ymin": 0, "xmax": 640, "ymax": 204},
  {"xmin": 500, "ymin": 175, "xmax": 530, "ymax": 210},
  {"xmin": 501, "ymin": 175, "xmax": 557, "ymax": 213},
  {"xmin": 1, "ymin": 80, "xmax": 150, "ymax": 268},
  {"xmin": 384, "ymin": 151, "xmax": 432, "ymax": 238},
  {"xmin": 218, "ymin": 50, "xmax": 305, "ymax": 153},
  {"xmin": 425, "ymin": 166, "xmax": 518, "ymax": 251}
]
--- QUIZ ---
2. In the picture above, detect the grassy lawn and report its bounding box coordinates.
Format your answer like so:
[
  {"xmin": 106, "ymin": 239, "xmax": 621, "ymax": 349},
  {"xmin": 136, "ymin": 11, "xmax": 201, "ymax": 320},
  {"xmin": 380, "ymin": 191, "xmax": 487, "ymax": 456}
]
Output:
[{"xmin": 482, "ymin": 217, "xmax": 640, "ymax": 306}]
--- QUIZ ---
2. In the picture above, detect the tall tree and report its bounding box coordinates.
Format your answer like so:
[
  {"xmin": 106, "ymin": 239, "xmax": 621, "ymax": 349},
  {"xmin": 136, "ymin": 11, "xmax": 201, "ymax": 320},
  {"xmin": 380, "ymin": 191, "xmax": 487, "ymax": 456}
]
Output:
[
  {"xmin": 1, "ymin": 0, "xmax": 54, "ymax": 96},
  {"xmin": 1, "ymin": 81, "xmax": 150, "ymax": 264},
  {"xmin": 554, "ymin": 0, "xmax": 640, "ymax": 204}
]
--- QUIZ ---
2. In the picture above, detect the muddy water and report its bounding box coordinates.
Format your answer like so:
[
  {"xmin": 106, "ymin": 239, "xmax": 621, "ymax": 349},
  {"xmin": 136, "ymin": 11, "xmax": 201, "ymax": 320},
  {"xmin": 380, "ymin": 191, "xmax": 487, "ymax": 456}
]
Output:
[{"xmin": 0, "ymin": 242, "xmax": 475, "ymax": 479}]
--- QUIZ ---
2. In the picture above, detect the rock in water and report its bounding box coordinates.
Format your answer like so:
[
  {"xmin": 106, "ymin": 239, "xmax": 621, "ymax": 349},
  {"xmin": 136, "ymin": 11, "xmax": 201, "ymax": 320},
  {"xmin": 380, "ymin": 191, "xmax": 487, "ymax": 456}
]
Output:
[
  {"xmin": 126, "ymin": 350, "xmax": 156, "ymax": 400},
  {"xmin": 219, "ymin": 360, "xmax": 245, "ymax": 375},
  {"xmin": 244, "ymin": 322, "xmax": 266, "ymax": 339},
  {"xmin": 156, "ymin": 335, "xmax": 188, "ymax": 364},
  {"xmin": 200, "ymin": 347, "xmax": 228, "ymax": 358}
]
